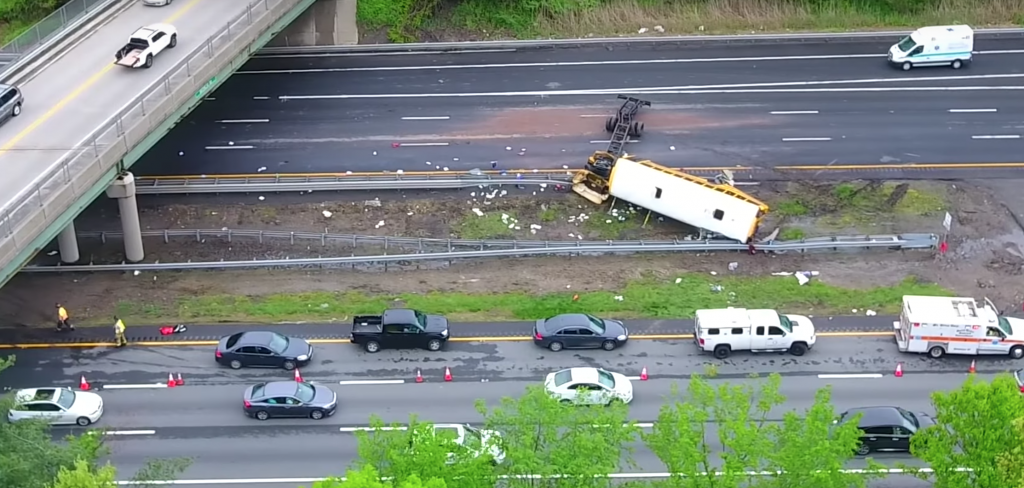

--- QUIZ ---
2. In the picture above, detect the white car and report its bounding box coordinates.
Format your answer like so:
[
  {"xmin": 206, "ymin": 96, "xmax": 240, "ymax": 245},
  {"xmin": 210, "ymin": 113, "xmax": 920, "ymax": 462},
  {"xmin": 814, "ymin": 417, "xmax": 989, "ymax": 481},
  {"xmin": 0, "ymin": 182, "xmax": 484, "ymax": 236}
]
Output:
[
  {"xmin": 7, "ymin": 387, "xmax": 104, "ymax": 426},
  {"xmin": 544, "ymin": 367, "xmax": 634, "ymax": 405},
  {"xmin": 114, "ymin": 24, "xmax": 178, "ymax": 68},
  {"xmin": 425, "ymin": 424, "xmax": 505, "ymax": 464}
]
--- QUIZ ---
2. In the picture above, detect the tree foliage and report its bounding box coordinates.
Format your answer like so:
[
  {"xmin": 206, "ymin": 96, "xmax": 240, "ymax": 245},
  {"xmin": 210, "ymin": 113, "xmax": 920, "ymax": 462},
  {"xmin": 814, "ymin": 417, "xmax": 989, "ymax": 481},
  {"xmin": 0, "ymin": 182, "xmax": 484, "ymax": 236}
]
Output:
[
  {"xmin": 48, "ymin": 459, "xmax": 117, "ymax": 488},
  {"xmin": 999, "ymin": 417, "xmax": 1024, "ymax": 488},
  {"xmin": 311, "ymin": 465, "xmax": 448, "ymax": 488},
  {"xmin": 911, "ymin": 373, "xmax": 1024, "ymax": 488}
]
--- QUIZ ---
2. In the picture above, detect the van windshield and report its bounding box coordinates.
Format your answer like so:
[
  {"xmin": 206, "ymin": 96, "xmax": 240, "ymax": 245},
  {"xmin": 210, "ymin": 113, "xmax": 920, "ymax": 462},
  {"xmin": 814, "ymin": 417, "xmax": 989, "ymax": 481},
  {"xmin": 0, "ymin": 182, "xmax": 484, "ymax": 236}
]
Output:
[
  {"xmin": 896, "ymin": 36, "xmax": 916, "ymax": 53},
  {"xmin": 776, "ymin": 314, "xmax": 794, "ymax": 333},
  {"xmin": 997, "ymin": 317, "xmax": 1013, "ymax": 336}
]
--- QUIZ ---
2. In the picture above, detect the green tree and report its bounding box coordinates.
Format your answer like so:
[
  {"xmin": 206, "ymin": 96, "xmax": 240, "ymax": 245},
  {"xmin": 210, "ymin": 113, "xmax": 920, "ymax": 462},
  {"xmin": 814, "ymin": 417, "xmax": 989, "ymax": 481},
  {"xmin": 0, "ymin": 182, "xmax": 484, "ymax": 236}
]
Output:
[
  {"xmin": 475, "ymin": 384, "xmax": 638, "ymax": 488},
  {"xmin": 48, "ymin": 459, "xmax": 117, "ymax": 488},
  {"xmin": 354, "ymin": 416, "xmax": 497, "ymax": 488},
  {"xmin": 310, "ymin": 464, "xmax": 449, "ymax": 488},
  {"xmin": 910, "ymin": 373, "xmax": 1024, "ymax": 488},
  {"xmin": 999, "ymin": 417, "xmax": 1024, "ymax": 488}
]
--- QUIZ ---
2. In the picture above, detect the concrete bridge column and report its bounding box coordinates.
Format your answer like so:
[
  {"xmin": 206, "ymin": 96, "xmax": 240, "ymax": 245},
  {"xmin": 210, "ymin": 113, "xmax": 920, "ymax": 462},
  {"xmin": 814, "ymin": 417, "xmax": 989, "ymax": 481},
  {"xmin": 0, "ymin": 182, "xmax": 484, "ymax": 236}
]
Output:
[
  {"xmin": 56, "ymin": 222, "xmax": 80, "ymax": 263},
  {"xmin": 105, "ymin": 172, "xmax": 144, "ymax": 263},
  {"xmin": 268, "ymin": 0, "xmax": 358, "ymax": 47}
]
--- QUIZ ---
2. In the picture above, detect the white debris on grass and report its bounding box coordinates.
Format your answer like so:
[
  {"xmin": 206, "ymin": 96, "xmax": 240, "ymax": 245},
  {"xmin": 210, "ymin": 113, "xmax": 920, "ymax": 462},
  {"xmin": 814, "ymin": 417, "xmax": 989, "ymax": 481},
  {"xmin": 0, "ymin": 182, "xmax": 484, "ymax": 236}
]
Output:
[
  {"xmin": 472, "ymin": 208, "xmax": 484, "ymax": 217},
  {"xmin": 375, "ymin": 220, "xmax": 386, "ymax": 229},
  {"xmin": 866, "ymin": 310, "xmax": 877, "ymax": 316},
  {"xmin": 258, "ymin": 196, "xmax": 265, "ymax": 201},
  {"xmin": 614, "ymin": 295, "xmax": 624, "ymax": 301},
  {"xmin": 728, "ymin": 262, "xmax": 738, "ymax": 271},
  {"xmin": 322, "ymin": 210, "xmax": 333, "ymax": 218}
]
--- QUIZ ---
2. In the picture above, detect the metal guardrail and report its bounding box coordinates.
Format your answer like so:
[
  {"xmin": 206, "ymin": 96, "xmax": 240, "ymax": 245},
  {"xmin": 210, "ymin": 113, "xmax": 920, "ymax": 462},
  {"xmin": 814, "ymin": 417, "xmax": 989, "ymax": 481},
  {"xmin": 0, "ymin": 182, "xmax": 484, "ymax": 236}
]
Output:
[
  {"xmin": 135, "ymin": 173, "xmax": 573, "ymax": 193},
  {"xmin": 0, "ymin": 0, "xmax": 301, "ymax": 265},
  {"xmin": 0, "ymin": 0, "xmax": 117, "ymax": 73},
  {"xmin": 257, "ymin": 28, "xmax": 1024, "ymax": 54},
  {"xmin": 23, "ymin": 232, "xmax": 938, "ymax": 272}
]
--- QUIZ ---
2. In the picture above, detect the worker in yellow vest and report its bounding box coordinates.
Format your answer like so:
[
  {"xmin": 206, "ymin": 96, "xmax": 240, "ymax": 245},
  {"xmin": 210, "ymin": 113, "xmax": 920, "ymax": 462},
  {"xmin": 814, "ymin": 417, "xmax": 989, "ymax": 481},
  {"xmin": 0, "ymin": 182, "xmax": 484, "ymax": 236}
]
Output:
[
  {"xmin": 113, "ymin": 316, "xmax": 127, "ymax": 347},
  {"xmin": 56, "ymin": 303, "xmax": 74, "ymax": 331}
]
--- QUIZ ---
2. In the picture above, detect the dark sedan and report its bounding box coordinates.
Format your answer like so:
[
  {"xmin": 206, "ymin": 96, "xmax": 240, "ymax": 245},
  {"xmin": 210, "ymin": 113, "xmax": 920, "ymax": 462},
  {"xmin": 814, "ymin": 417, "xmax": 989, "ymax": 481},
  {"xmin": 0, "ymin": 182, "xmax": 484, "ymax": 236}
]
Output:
[
  {"xmin": 243, "ymin": 381, "xmax": 337, "ymax": 420},
  {"xmin": 215, "ymin": 331, "xmax": 312, "ymax": 370},
  {"xmin": 837, "ymin": 406, "xmax": 931, "ymax": 456},
  {"xmin": 533, "ymin": 313, "xmax": 629, "ymax": 352}
]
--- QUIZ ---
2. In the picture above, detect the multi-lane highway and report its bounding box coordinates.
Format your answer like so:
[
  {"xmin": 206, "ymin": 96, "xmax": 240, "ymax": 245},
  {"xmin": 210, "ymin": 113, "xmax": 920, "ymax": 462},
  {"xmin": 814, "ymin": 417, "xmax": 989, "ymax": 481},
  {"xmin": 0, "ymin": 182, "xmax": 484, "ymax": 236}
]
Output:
[
  {"xmin": 1, "ymin": 331, "xmax": 990, "ymax": 487},
  {"xmin": 130, "ymin": 40, "xmax": 1024, "ymax": 177}
]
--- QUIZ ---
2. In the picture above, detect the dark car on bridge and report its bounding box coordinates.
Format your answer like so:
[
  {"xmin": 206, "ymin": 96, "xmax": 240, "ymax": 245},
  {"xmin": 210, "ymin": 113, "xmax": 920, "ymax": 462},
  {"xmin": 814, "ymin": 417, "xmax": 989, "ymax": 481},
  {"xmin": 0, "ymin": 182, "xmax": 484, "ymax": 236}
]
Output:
[
  {"xmin": 533, "ymin": 313, "xmax": 629, "ymax": 352},
  {"xmin": 243, "ymin": 381, "xmax": 337, "ymax": 421},
  {"xmin": 215, "ymin": 331, "xmax": 312, "ymax": 370}
]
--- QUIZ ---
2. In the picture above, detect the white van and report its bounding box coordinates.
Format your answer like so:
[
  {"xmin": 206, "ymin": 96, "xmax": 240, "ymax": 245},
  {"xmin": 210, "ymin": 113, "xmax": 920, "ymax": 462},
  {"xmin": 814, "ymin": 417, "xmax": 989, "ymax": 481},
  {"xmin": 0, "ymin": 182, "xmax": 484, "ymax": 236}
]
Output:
[
  {"xmin": 888, "ymin": 25, "xmax": 973, "ymax": 71},
  {"xmin": 893, "ymin": 295, "xmax": 1024, "ymax": 359},
  {"xmin": 694, "ymin": 308, "xmax": 817, "ymax": 359}
]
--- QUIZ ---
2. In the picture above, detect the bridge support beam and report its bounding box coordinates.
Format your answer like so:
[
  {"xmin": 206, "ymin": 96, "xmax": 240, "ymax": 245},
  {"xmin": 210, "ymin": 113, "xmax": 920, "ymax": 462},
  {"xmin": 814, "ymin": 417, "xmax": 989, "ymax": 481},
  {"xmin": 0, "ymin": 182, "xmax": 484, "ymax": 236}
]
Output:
[
  {"xmin": 105, "ymin": 172, "xmax": 144, "ymax": 263},
  {"xmin": 56, "ymin": 222, "xmax": 80, "ymax": 264}
]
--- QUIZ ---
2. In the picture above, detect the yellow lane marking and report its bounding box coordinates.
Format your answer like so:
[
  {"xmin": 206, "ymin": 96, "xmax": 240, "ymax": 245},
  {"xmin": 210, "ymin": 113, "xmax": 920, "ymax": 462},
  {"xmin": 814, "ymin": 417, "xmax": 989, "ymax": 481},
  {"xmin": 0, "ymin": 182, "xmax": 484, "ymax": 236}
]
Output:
[
  {"xmin": 0, "ymin": 331, "xmax": 893, "ymax": 349},
  {"xmin": 0, "ymin": 0, "xmax": 203, "ymax": 155},
  {"xmin": 145, "ymin": 162, "xmax": 1024, "ymax": 180}
]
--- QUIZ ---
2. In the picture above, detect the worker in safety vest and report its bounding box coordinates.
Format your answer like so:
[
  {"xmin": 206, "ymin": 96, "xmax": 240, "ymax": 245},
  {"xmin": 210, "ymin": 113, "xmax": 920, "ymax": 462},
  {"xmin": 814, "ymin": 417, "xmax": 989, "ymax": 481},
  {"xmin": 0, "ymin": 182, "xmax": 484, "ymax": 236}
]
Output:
[
  {"xmin": 113, "ymin": 316, "xmax": 127, "ymax": 347},
  {"xmin": 56, "ymin": 303, "xmax": 74, "ymax": 331}
]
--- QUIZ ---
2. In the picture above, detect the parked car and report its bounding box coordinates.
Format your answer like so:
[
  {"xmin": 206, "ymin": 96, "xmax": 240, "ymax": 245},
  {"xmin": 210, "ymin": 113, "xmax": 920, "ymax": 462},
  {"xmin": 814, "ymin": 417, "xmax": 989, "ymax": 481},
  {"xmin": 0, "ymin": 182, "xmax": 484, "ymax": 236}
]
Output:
[
  {"xmin": 411, "ymin": 423, "xmax": 506, "ymax": 465},
  {"xmin": 215, "ymin": 331, "xmax": 312, "ymax": 370},
  {"xmin": 7, "ymin": 387, "xmax": 103, "ymax": 426},
  {"xmin": 543, "ymin": 367, "xmax": 633, "ymax": 406},
  {"xmin": 837, "ymin": 406, "xmax": 930, "ymax": 455},
  {"xmin": 243, "ymin": 381, "xmax": 337, "ymax": 420},
  {"xmin": 533, "ymin": 313, "xmax": 629, "ymax": 352},
  {"xmin": 0, "ymin": 83, "xmax": 23, "ymax": 127},
  {"xmin": 350, "ymin": 309, "xmax": 449, "ymax": 353}
]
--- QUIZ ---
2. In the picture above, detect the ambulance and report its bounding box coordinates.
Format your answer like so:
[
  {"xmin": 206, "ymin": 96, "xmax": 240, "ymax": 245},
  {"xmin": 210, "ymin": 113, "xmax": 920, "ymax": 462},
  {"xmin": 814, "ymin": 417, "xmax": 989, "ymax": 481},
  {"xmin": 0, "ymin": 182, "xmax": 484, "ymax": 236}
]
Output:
[{"xmin": 893, "ymin": 295, "xmax": 1024, "ymax": 359}]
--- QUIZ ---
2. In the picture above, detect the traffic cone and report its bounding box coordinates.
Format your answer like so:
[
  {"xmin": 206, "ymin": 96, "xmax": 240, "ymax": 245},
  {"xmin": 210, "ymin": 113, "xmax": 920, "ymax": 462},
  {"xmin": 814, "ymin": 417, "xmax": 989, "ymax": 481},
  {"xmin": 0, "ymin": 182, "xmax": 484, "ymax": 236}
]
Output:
[
  {"xmin": 968, "ymin": 359, "xmax": 976, "ymax": 374},
  {"xmin": 444, "ymin": 367, "xmax": 452, "ymax": 382},
  {"xmin": 640, "ymin": 367, "xmax": 649, "ymax": 381},
  {"xmin": 79, "ymin": 375, "xmax": 90, "ymax": 391},
  {"xmin": 167, "ymin": 373, "xmax": 176, "ymax": 388},
  {"xmin": 894, "ymin": 363, "xmax": 903, "ymax": 378},
  {"xmin": 415, "ymin": 368, "xmax": 424, "ymax": 383},
  {"xmin": 175, "ymin": 373, "xmax": 184, "ymax": 386},
  {"xmin": 294, "ymin": 368, "xmax": 303, "ymax": 383}
]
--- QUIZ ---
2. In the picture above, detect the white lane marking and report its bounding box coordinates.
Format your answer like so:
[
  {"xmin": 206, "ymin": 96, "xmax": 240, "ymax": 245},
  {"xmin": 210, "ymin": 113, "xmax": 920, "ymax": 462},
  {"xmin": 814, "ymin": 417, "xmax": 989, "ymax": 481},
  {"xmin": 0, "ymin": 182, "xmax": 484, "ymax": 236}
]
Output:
[
  {"xmin": 644, "ymin": 86, "xmax": 1024, "ymax": 95},
  {"xmin": 114, "ymin": 467, "xmax": 960, "ymax": 485},
  {"xmin": 338, "ymin": 379, "xmax": 406, "ymax": 385},
  {"xmin": 278, "ymin": 73, "xmax": 1024, "ymax": 100},
  {"xmin": 624, "ymin": 376, "xmax": 641, "ymax": 380},
  {"xmin": 216, "ymin": 119, "xmax": 270, "ymax": 124},
  {"xmin": 397, "ymin": 142, "xmax": 450, "ymax": 147},
  {"xmin": 101, "ymin": 383, "xmax": 168, "ymax": 389},
  {"xmin": 237, "ymin": 49, "xmax": 1024, "ymax": 74},
  {"xmin": 948, "ymin": 108, "xmax": 997, "ymax": 113},
  {"xmin": 106, "ymin": 430, "xmax": 157, "ymax": 435},
  {"xmin": 252, "ymin": 96, "xmax": 270, "ymax": 100},
  {"xmin": 590, "ymin": 139, "xmax": 641, "ymax": 144},
  {"xmin": 817, "ymin": 373, "xmax": 884, "ymax": 379},
  {"xmin": 579, "ymin": 114, "xmax": 606, "ymax": 118},
  {"xmin": 782, "ymin": 137, "xmax": 832, "ymax": 142},
  {"xmin": 401, "ymin": 116, "xmax": 450, "ymax": 120},
  {"xmin": 771, "ymin": 110, "xmax": 819, "ymax": 115},
  {"xmin": 252, "ymin": 48, "xmax": 516, "ymax": 59},
  {"xmin": 971, "ymin": 134, "xmax": 1021, "ymax": 139},
  {"xmin": 205, "ymin": 145, "xmax": 255, "ymax": 150}
]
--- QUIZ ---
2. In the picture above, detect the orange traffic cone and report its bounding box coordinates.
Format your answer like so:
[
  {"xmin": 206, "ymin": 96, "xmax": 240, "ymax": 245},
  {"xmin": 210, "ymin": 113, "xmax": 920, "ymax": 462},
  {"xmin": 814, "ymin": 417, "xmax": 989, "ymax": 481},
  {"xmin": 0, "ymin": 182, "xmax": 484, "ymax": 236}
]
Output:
[
  {"xmin": 968, "ymin": 359, "xmax": 976, "ymax": 374},
  {"xmin": 79, "ymin": 375, "xmax": 90, "ymax": 391},
  {"xmin": 167, "ymin": 373, "xmax": 176, "ymax": 388},
  {"xmin": 640, "ymin": 367, "xmax": 649, "ymax": 381},
  {"xmin": 415, "ymin": 368, "xmax": 424, "ymax": 383},
  {"xmin": 175, "ymin": 373, "xmax": 184, "ymax": 386},
  {"xmin": 894, "ymin": 363, "xmax": 903, "ymax": 378},
  {"xmin": 294, "ymin": 368, "xmax": 303, "ymax": 383},
  {"xmin": 444, "ymin": 367, "xmax": 452, "ymax": 382}
]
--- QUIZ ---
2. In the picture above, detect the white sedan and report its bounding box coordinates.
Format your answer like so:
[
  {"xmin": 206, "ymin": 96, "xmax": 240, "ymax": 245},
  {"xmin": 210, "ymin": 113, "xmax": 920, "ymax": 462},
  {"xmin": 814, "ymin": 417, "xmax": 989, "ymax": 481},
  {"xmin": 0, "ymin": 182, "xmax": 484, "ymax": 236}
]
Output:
[
  {"xmin": 429, "ymin": 424, "xmax": 506, "ymax": 464},
  {"xmin": 544, "ymin": 367, "xmax": 634, "ymax": 405},
  {"xmin": 7, "ymin": 387, "xmax": 104, "ymax": 426}
]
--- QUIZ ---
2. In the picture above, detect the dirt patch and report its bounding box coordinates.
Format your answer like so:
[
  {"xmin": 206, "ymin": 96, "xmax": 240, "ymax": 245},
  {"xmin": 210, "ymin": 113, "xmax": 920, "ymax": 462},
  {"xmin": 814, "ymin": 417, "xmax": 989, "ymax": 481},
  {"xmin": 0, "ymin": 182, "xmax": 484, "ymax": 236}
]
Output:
[{"xmin": 2, "ymin": 180, "xmax": 1022, "ymax": 327}]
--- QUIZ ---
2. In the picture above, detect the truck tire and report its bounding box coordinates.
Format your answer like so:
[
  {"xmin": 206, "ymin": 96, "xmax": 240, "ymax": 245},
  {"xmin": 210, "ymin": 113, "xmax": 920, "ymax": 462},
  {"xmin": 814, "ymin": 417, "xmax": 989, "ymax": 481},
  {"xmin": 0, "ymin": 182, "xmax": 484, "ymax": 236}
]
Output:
[
  {"xmin": 928, "ymin": 346, "xmax": 945, "ymax": 358},
  {"xmin": 169, "ymin": 34, "xmax": 177, "ymax": 48},
  {"xmin": 901, "ymin": 61, "xmax": 912, "ymax": 71},
  {"xmin": 713, "ymin": 344, "xmax": 731, "ymax": 359},
  {"xmin": 144, "ymin": 54, "xmax": 153, "ymax": 68},
  {"xmin": 789, "ymin": 342, "xmax": 808, "ymax": 356},
  {"xmin": 426, "ymin": 339, "xmax": 442, "ymax": 351},
  {"xmin": 364, "ymin": 341, "xmax": 381, "ymax": 353},
  {"xmin": 1010, "ymin": 346, "xmax": 1024, "ymax": 360}
]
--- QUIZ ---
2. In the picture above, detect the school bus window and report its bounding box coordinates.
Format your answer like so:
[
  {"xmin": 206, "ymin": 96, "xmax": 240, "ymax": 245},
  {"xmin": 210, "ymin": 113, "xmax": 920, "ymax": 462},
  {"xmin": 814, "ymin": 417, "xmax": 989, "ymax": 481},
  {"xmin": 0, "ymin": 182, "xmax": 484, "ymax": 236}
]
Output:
[
  {"xmin": 654, "ymin": 187, "xmax": 662, "ymax": 199},
  {"xmin": 713, "ymin": 209, "xmax": 725, "ymax": 220}
]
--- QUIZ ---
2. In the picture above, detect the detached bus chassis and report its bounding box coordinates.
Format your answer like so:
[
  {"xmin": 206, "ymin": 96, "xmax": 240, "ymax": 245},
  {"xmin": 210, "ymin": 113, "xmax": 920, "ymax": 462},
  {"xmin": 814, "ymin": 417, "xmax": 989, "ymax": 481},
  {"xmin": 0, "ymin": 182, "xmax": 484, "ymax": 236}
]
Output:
[{"xmin": 572, "ymin": 96, "xmax": 651, "ymax": 203}]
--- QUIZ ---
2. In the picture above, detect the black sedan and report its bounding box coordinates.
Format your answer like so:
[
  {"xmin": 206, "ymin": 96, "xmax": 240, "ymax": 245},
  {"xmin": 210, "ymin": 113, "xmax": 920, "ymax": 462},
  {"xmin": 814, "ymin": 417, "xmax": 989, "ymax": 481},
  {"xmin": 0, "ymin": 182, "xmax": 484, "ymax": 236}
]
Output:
[
  {"xmin": 837, "ymin": 406, "xmax": 931, "ymax": 455},
  {"xmin": 215, "ymin": 331, "xmax": 312, "ymax": 370},
  {"xmin": 243, "ymin": 381, "xmax": 337, "ymax": 420},
  {"xmin": 533, "ymin": 313, "xmax": 629, "ymax": 352}
]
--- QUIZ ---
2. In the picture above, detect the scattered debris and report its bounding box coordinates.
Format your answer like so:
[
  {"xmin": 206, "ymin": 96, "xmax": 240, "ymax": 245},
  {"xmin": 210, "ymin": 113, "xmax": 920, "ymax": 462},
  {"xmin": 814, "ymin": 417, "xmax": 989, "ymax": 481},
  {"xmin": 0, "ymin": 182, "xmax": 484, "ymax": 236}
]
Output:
[
  {"xmin": 728, "ymin": 262, "xmax": 738, "ymax": 271},
  {"xmin": 257, "ymin": 166, "xmax": 267, "ymax": 172},
  {"xmin": 472, "ymin": 208, "xmax": 484, "ymax": 217},
  {"xmin": 654, "ymin": 25, "xmax": 665, "ymax": 33},
  {"xmin": 258, "ymin": 196, "xmax": 265, "ymax": 201},
  {"xmin": 866, "ymin": 310, "xmax": 877, "ymax": 316},
  {"xmin": 638, "ymin": 27, "xmax": 648, "ymax": 34},
  {"xmin": 710, "ymin": 284, "xmax": 723, "ymax": 293},
  {"xmin": 613, "ymin": 295, "xmax": 624, "ymax": 301},
  {"xmin": 375, "ymin": 220, "xmax": 386, "ymax": 229},
  {"xmin": 322, "ymin": 210, "xmax": 332, "ymax": 218}
]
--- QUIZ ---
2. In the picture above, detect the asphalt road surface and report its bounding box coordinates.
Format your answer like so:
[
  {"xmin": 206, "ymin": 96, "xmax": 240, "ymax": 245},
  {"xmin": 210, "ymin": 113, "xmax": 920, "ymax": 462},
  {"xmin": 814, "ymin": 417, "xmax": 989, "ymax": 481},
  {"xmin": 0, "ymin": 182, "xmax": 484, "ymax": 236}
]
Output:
[{"xmin": 130, "ymin": 40, "xmax": 1024, "ymax": 177}]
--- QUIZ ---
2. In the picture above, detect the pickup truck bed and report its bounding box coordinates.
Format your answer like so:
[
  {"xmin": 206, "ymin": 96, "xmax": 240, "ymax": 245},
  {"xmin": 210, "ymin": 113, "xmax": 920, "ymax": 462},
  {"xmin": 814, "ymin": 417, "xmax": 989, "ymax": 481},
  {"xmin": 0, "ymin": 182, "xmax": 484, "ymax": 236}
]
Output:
[
  {"xmin": 352, "ymin": 315, "xmax": 383, "ymax": 333},
  {"xmin": 116, "ymin": 49, "xmax": 143, "ymax": 67}
]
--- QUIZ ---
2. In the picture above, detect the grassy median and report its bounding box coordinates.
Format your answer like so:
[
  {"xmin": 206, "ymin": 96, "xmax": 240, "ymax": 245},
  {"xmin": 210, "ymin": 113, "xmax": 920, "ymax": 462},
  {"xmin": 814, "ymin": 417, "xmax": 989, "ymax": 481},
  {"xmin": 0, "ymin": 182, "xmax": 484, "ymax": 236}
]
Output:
[
  {"xmin": 358, "ymin": 0, "xmax": 1024, "ymax": 43},
  {"xmin": 103, "ymin": 274, "xmax": 950, "ymax": 325}
]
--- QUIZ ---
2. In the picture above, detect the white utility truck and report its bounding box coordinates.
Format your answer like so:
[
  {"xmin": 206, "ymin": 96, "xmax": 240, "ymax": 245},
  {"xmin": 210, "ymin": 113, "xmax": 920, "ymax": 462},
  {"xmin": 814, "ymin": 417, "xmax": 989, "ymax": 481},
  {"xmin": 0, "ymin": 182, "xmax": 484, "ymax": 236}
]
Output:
[
  {"xmin": 888, "ymin": 25, "xmax": 973, "ymax": 71},
  {"xmin": 115, "ymin": 24, "xmax": 178, "ymax": 69},
  {"xmin": 694, "ymin": 308, "xmax": 817, "ymax": 359},
  {"xmin": 894, "ymin": 295, "xmax": 1024, "ymax": 359}
]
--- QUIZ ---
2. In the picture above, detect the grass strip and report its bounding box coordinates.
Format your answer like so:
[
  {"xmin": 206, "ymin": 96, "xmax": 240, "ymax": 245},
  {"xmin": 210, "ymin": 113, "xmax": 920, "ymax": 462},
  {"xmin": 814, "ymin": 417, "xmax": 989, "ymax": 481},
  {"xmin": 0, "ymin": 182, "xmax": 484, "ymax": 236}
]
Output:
[{"xmin": 107, "ymin": 275, "xmax": 950, "ymax": 325}]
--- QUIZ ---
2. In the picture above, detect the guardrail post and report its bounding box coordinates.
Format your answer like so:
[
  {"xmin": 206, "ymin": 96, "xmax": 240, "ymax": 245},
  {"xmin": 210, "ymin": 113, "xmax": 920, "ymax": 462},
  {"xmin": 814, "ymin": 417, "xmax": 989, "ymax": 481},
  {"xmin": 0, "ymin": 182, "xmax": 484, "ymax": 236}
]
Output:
[
  {"xmin": 289, "ymin": 232, "xmax": 295, "ymax": 245},
  {"xmin": 193, "ymin": 229, "xmax": 200, "ymax": 242}
]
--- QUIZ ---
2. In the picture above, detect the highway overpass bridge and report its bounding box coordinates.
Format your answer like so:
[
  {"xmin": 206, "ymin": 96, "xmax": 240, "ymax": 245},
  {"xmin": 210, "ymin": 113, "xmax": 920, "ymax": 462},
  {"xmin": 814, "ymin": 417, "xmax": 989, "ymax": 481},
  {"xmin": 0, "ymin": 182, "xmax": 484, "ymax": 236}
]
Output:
[{"xmin": 0, "ymin": 0, "xmax": 356, "ymax": 288}]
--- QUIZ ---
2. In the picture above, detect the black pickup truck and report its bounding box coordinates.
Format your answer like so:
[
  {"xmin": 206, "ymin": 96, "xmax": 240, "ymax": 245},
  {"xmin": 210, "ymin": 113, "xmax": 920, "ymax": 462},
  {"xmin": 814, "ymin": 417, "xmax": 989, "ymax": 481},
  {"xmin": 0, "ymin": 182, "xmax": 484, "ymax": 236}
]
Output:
[{"xmin": 350, "ymin": 309, "xmax": 450, "ymax": 353}]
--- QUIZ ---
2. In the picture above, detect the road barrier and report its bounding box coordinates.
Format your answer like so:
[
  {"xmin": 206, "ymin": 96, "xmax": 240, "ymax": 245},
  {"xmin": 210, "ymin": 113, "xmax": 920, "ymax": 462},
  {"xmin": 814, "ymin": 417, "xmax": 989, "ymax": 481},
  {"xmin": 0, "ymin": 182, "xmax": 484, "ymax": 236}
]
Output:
[
  {"xmin": 0, "ymin": 0, "xmax": 121, "ymax": 77},
  {"xmin": 23, "ymin": 232, "xmax": 937, "ymax": 272},
  {"xmin": 134, "ymin": 173, "xmax": 573, "ymax": 194}
]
